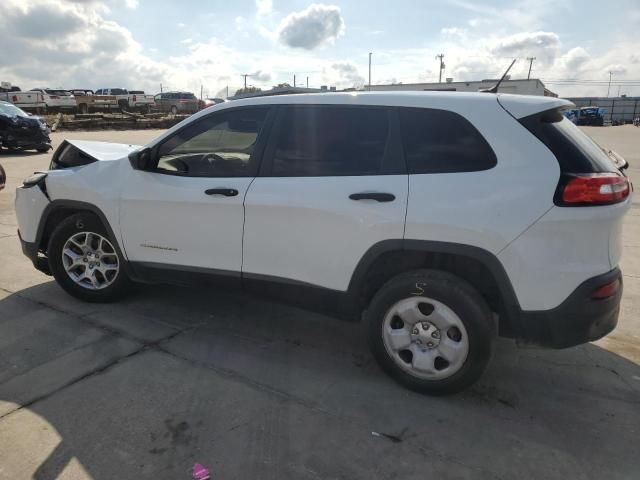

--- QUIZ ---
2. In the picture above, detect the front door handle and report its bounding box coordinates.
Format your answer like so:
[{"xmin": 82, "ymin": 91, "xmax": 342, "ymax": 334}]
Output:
[
  {"xmin": 349, "ymin": 192, "xmax": 395, "ymax": 202},
  {"xmin": 205, "ymin": 188, "xmax": 238, "ymax": 197}
]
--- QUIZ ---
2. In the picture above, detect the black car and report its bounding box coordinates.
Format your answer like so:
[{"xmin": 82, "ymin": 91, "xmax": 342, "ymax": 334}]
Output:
[{"xmin": 0, "ymin": 101, "xmax": 51, "ymax": 152}]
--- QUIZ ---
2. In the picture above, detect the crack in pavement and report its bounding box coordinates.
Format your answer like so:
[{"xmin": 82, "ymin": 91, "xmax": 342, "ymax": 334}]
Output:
[{"xmin": 0, "ymin": 328, "xmax": 190, "ymax": 421}]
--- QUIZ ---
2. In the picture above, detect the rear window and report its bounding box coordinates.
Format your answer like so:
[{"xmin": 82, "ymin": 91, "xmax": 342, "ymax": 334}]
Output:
[
  {"xmin": 398, "ymin": 108, "xmax": 497, "ymax": 174},
  {"xmin": 519, "ymin": 110, "xmax": 615, "ymax": 173},
  {"xmin": 111, "ymin": 88, "xmax": 127, "ymax": 95},
  {"xmin": 45, "ymin": 90, "xmax": 71, "ymax": 96},
  {"xmin": 182, "ymin": 93, "xmax": 197, "ymax": 100}
]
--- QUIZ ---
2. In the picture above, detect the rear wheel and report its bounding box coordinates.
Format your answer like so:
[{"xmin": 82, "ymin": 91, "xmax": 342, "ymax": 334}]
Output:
[
  {"xmin": 48, "ymin": 214, "xmax": 130, "ymax": 302},
  {"xmin": 365, "ymin": 269, "xmax": 495, "ymax": 395}
]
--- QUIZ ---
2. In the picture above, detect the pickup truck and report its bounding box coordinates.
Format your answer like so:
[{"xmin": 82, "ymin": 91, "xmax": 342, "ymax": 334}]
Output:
[
  {"xmin": 71, "ymin": 90, "xmax": 119, "ymax": 114},
  {"xmin": 0, "ymin": 83, "xmax": 46, "ymax": 112},
  {"xmin": 94, "ymin": 88, "xmax": 155, "ymax": 113},
  {"xmin": 29, "ymin": 88, "xmax": 77, "ymax": 113}
]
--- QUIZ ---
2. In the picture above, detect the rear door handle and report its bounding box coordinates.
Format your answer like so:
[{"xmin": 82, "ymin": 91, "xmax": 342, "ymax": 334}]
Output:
[
  {"xmin": 349, "ymin": 192, "xmax": 395, "ymax": 202},
  {"xmin": 205, "ymin": 188, "xmax": 238, "ymax": 197}
]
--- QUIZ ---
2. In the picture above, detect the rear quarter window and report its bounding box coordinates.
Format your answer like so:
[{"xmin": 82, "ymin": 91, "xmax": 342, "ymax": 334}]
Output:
[
  {"xmin": 398, "ymin": 108, "xmax": 497, "ymax": 174},
  {"xmin": 519, "ymin": 109, "xmax": 616, "ymax": 173}
]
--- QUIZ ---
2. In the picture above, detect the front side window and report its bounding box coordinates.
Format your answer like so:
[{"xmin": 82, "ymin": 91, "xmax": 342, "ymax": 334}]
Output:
[
  {"xmin": 399, "ymin": 107, "xmax": 497, "ymax": 174},
  {"xmin": 154, "ymin": 108, "xmax": 269, "ymax": 177},
  {"xmin": 271, "ymin": 106, "xmax": 391, "ymax": 177}
]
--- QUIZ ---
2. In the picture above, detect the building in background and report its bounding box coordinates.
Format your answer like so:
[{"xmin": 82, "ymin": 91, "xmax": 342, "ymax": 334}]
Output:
[
  {"xmin": 367, "ymin": 78, "xmax": 557, "ymax": 97},
  {"xmin": 564, "ymin": 96, "xmax": 640, "ymax": 124}
]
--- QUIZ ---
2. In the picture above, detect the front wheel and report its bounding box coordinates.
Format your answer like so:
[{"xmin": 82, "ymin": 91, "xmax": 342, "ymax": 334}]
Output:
[
  {"xmin": 48, "ymin": 213, "xmax": 130, "ymax": 302},
  {"xmin": 365, "ymin": 269, "xmax": 495, "ymax": 395}
]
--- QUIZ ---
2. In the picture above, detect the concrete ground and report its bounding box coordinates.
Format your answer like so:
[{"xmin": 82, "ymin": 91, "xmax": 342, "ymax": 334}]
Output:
[{"xmin": 0, "ymin": 127, "xmax": 638, "ymax": 480}]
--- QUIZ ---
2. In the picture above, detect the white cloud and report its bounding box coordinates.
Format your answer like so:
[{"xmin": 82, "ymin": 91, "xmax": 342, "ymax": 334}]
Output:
[
  {"xmin": 256, "ymin": 0, "xmax": 272, "ymax": 16},
  {"xmin": 277, "ymin": 4, "xmax": 345, "ymax": 50},
  {"xmin": 491, "ymin": 31, "xmax": 560, "ymax": 64},
  {"xmin": 177, "ymin": 22, "xmax": 185, "ymax": 28},
  {"xmin": 250, "ymin": 69, "xmax": 272, "ymax": 82},
  {"xmin": 441, "ymin": 27, "xmax": 467, "ymax": 39},
  {"xmin": 125, "ymin": 0, "xmax": 138, "ymax": 9},
  {"xmin": 322, "ymin": 62, "xmax": 364, "ymax": 88},
  {"xmin": 180, "ymin": 38, "xmax": 193, "ymax": 44}
]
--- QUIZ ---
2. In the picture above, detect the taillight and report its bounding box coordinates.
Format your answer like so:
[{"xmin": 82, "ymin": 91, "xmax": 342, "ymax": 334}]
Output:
[
  {"xmin": 133, "ymin": 95, "xmax": 137, "ymax": 102},
  {"xmin": 12, "ymin": 95, "xmax": 17, "ymax": 102},
  {"xmin": 557, "ymin": 173, "xmax": 630, "ymax": 206},
  {"xmin": 591, "ymin": 278, "xmax": 621, "ymax": 299}
]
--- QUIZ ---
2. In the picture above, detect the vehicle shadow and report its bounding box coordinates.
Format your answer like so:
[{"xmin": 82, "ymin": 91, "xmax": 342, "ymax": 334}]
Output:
[{"xmin": 1, "ymin": 281, "xmax": 639, "ymax": 479}]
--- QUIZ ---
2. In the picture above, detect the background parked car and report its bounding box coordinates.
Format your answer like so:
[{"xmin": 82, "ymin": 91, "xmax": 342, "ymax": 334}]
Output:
[
  {"xmin": 94, "ymin": 88, "xmax": 155, "ymax": 113},
  {"xmin": 202, "ymin": 97, "xmax": 226, "ymax": 109},
  {"xmin": 0, "ymin": 101, "xmax": 51, "ymax": 152},
  {"xmin": 29, "ymin": 88, "xmax": 77, "ymax": 113},
  {"xmin": 154, "ymin": 91, "xmax": 199, "ymax": 114},
  {"xmin": 0, "ymin": 83, "xmax": 46, "ymax": 112}
]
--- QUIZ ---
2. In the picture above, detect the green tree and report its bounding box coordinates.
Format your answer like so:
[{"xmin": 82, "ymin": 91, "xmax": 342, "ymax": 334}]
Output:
[{"xmin": 234, "ymin": 86, "xmax": 262, "ymax": 96}]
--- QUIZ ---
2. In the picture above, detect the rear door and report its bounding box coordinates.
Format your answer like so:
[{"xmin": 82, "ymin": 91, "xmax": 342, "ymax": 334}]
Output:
[{"xmin": 242, "ymin": 105, "xmax": 408, "ymax": 291}]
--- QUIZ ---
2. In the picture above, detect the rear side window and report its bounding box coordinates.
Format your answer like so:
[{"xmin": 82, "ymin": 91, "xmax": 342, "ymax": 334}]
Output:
[
  {"xmin": 399, "ymin": 108, "xmax": 497, "ymax": 174},
  {"xmin": 271, "ymin": 106, "xmax": 392, "ymax": 177},
  {"xmin": 519, "ymin": 109, "xmax": 615, "ymax": 173}
]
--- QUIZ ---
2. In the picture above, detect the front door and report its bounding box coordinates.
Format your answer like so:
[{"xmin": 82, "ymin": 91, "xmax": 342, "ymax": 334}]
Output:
[{"xmin": 119, "ymin": 106, "xmax": 272, "ymax": 272}]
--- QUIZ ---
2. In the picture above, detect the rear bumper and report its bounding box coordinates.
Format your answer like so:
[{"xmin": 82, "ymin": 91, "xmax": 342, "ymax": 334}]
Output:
[{"xmin": 515, "ymin": 268, "xmax": 622, "ymax": 348}]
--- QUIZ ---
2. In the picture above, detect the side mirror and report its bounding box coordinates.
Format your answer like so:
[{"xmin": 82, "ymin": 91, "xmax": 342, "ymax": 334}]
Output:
[{"xmin": 129, "ymin": 147, "xmax": 152, "ymax": 170}]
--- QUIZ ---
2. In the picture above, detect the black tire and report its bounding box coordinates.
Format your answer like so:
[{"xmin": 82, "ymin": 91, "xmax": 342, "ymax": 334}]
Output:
[
  {"xmin": 48, "ymin": 213, "xmax": 130, "ymax": 302},
  {"xmin": 365, "ymin": 269, "xmax": 495, "ymax": 395}
]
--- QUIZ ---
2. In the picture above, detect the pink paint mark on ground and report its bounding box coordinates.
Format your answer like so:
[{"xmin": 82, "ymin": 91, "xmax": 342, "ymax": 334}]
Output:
[{"xmin": 192, "ymin": 463, "xmax": 211, "ymax": 480}]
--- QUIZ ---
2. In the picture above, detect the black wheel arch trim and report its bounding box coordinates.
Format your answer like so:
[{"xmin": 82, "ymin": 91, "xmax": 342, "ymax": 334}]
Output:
[
  {"xmin": 34, "ymin": 199, "xmax": 132, "ymax": 275},
  {"xmin": 348, "ymin": 239, "xmax": 522, "ymax": 311}
]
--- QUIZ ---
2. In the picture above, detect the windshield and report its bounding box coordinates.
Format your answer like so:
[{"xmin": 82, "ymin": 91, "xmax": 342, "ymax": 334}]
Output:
[{"xmin": 0, "ymin": 102, "xmax": 29, "ymax": 117}]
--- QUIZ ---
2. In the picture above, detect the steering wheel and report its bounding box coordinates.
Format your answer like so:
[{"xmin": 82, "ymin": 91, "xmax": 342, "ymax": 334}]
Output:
[{"xmin": 202, "ymin": 152, "xmax": 225, "ymax": 163}]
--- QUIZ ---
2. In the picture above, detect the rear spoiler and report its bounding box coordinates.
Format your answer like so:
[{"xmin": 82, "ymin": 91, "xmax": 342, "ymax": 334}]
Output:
[{"xmin": 497, "ymin": 95, "xmax": 574, "ymax": 119}]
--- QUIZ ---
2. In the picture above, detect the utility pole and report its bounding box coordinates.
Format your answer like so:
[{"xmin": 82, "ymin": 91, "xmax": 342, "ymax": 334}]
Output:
[
  {"xmin": 294, "ymin": 74, "xmax": 296, "ymax": 87},
  {"xmin": 160, "ymin": 83, "xmax": 163, "ymax": 93},
  {"xmin": 226, "ymin": 86, "xmax": 229, "ymax": 98},
  {"xmin": 526, "ymin": 57, "xmax": 536, "ymax": 80},
  {"xmin": 241, "ymin": 74, "xmax": 249, "ymax": 90},
  {"xmin": 306, "ymin": 76, "xmax": 309, "ymax": 88},
  {"xmin": 607, "ymin": 71, "xmax": 613, "ymax": 97},
  {"xmin": 435, "ymin": 54, "xmax": 445, "ymax": 83},
  {"xmin": 368, "ymin": 52, "xmax": 372, "ymax": 91},
  {"xmin": 200, "ymin": 84, "xmax": 203, "ymax": 101}
]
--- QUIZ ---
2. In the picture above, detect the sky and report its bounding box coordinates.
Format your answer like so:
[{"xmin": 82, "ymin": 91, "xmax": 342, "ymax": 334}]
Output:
[{"xmin": 1, "ymin": 0, "xmax": 640, "ymax": 98}]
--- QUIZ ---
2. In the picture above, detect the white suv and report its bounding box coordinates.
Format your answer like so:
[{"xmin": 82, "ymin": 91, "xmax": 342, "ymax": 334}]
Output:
[{"xmin": 15, "ymin": 92, "xmax": 632, "ymax": 394}]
